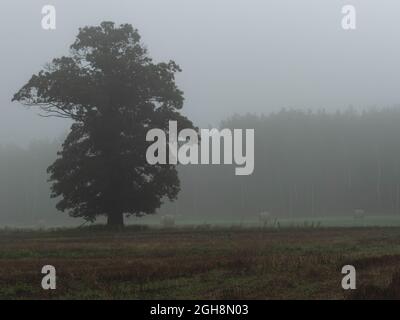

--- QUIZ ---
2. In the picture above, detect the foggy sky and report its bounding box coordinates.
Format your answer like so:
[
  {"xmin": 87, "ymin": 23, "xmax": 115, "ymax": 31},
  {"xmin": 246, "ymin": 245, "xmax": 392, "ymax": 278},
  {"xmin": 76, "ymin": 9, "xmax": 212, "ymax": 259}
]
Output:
[{"xmin": 1, "ymin": 0, "xmax": 400, "ymax": 146}]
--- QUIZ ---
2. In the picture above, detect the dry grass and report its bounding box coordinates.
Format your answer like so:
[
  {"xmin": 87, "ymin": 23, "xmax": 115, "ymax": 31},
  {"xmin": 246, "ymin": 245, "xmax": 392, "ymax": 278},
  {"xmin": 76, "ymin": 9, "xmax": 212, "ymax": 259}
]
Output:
[{"xmin": 0, "ymin": 226, "xmax": 400, "ymax": 299}]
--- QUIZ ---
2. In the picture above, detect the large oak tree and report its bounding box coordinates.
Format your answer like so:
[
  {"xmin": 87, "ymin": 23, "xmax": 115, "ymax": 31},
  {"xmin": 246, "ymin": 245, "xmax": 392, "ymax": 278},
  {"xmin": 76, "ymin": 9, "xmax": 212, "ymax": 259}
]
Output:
[{"xmin": 12, "ymin": 22, "xmax": 194, "ymax": 227}]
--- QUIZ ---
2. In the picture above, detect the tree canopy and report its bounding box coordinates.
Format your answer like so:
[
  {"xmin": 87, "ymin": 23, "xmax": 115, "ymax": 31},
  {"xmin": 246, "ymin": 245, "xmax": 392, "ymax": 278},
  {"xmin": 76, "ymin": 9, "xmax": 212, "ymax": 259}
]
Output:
[{"xmin": 12, "ymin": 21, "xmax": 194, "ymax": 227}]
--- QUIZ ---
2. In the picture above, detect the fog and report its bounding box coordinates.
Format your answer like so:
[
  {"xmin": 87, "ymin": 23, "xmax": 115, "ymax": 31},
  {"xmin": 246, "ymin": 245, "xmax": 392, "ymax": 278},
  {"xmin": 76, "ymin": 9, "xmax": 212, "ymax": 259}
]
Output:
[
  {"xmin": 2, "ymin": 0, "xmax": 400, "ymax": 145},
  {"xmin": 1, "ymin": 1, "xmax": 400, "ymax": 226}
]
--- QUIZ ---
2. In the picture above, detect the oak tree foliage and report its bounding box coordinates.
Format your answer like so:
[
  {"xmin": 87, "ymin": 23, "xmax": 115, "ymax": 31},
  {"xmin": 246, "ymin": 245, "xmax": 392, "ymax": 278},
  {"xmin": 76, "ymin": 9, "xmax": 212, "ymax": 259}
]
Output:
[{"xmin": 12, "ymin": 22, "xmax": 194, "ymax": 227}]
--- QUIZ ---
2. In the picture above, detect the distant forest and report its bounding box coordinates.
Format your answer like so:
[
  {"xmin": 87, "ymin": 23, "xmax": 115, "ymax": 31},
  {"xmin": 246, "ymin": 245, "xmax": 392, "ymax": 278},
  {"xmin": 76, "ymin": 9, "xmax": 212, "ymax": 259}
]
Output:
[{"xmin": 2, "ymin": 108, "xmax": 400, "ymax": 226}]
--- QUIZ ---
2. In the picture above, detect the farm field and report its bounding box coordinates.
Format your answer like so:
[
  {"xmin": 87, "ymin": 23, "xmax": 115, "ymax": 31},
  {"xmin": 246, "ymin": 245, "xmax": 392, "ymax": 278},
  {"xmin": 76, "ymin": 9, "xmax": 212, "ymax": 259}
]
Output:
[
  {"xmin": 1, "ymin": 225, "xmax": 400, "ymax": 299},
  {"xmin": 131, "ymin": 214, "xmax": 400, "ymax": 228}
]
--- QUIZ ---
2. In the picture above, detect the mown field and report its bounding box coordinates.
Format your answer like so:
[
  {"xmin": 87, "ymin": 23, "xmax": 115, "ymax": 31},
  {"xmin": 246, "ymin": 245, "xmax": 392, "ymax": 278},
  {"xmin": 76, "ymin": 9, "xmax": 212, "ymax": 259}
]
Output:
[{"xmin": 1, "ymin": 225, "xmax": 400, "ymax": 299}]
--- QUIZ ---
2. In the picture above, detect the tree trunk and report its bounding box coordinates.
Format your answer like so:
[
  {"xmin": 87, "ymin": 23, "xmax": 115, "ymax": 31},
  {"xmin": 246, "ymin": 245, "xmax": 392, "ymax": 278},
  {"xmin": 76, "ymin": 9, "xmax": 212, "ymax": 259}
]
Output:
[{"xmin": 107, "ymin": 211, "xmax": 124, "ymax": 228}]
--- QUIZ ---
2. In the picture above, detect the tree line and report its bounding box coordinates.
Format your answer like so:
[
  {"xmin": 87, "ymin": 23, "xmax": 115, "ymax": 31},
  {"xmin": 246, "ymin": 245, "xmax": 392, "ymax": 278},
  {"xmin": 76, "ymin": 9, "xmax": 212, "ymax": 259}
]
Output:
[
  {"xmin": 2, "ymin": 108, "xmax": 400, "ymax": 225},
  {"xmin": 174, "ymin": 108, "xmax": 400, "ymax": 218}
]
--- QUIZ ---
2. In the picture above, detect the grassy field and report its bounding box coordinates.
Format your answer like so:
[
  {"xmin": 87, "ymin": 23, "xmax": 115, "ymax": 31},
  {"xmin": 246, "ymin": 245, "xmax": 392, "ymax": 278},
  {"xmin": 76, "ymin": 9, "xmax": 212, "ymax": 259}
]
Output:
[
  {"xmin": 1, "ymin": 225, "xmax": 400, "ymax": 299},
  {"xmin": 124, "ymin": 214, "xmax": 400, "ymax": 228}
]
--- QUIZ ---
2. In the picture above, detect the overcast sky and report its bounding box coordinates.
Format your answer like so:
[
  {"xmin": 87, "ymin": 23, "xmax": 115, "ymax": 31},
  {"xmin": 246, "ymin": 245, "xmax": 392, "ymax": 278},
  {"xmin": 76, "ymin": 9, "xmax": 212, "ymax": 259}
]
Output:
[{"xmin": 1, "ymin": 0, "xmax": 400, "ymax": 146}]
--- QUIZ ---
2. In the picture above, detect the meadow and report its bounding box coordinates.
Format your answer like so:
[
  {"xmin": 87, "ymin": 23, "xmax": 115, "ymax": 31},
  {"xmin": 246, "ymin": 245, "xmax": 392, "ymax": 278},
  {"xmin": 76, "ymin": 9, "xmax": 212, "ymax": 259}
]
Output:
[{"xmin": 1, "ymin": 221, "xmax": 400, "ymax": 299}]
